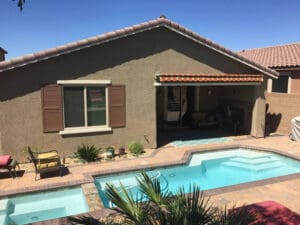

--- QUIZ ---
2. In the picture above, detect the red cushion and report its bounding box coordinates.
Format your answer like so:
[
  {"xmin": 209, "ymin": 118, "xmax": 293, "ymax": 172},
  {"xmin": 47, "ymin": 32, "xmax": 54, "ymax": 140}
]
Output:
[
  {"xmin": 0, "ymin": 155, "xmax": 11, "ymax": 166},
  {"xmin": 245, "ymin": 201, "xmax": 300, "ymax": 225}
]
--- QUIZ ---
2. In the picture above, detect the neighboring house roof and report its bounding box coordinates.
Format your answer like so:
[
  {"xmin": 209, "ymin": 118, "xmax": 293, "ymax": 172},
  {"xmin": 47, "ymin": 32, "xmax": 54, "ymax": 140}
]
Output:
[
  {"xmin": 156, "ymin": 73, "xmax": 263, "ymax": 83},
  {"xmin": 0, "ymin": 47, "xmax": 7, "ymax": 54},
  {"xmin": 238, "ymin": 43, "xmax": 300, "ymax": 69},
  {"xmin": 0, "ymin": 16, "xmax": 278, "ymax": 78}
]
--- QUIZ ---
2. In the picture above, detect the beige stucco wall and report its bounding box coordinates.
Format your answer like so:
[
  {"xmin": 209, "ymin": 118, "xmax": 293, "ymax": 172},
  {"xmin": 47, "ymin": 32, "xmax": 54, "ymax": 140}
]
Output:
[
  {"xmin": 266, "ymin": 92, "xmax": 300, "ymax": 134},
  {"xmin": 0, "ymin": 27, "xmax": 265, "ymax": 161},
  {"xmin": 291, "ymin": 70, "xmax": 300, "ymax": 94},
  {"xmin": 251, "ymin": 80, "xmax": 267, "ymax": 137}
]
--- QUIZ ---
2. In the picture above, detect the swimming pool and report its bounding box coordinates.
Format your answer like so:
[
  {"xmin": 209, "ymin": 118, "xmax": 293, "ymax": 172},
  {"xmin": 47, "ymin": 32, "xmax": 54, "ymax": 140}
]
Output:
[
  {"xmin": 171, "ymin": 137, "xmax": 232, "ymax": 147},
  {"xmin": 0, "ymin": 187, "xmax": 89, "ymax": 225},
  {"xmin": 94, "ymin": 148, "xmax": 300, "ymax": 208}
]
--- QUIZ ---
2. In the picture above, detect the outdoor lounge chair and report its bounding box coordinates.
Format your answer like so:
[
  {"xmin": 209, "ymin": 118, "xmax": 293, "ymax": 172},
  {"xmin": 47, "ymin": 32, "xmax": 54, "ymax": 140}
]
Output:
[
  {"xmin": 27, "ymin": 147, "xmax": 64, "ymax": 180},
  {"xmin": 0, "ymin": 155, "xmax": 20, "ymax": 178}
]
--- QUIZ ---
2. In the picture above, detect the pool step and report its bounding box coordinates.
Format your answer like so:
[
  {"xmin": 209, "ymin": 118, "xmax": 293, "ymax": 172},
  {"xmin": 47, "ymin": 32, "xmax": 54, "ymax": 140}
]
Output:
[
  {"xmin": 221, "ymin": 161, "xmax": 284, "ymax": 172},
  {"xmin": 229, "ymin": 156, "xmax": 279, "ymax": 165},
  {"xmin": 9, "ymin": 207, "xmax": 66, "ymax": 224}
]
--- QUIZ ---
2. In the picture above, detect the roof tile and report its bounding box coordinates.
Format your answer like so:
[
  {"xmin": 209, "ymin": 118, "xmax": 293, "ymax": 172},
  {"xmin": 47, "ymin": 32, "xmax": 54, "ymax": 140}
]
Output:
[
  {"xmin": 238, "ymin": 43, "xmax": 300, "ymax": 69},
  {"xmin": 0, "ymin": 16, "xmax": 278, "ymax": 77},
  {"xmin": 157, "ymin": 73, "xmax": 264, "ymax": 83}
]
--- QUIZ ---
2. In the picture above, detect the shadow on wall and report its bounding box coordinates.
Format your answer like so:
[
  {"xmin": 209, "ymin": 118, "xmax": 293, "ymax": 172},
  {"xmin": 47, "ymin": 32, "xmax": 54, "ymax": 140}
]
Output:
[{"xmin": 265, "ymin": 104, "xmax": 282, "ymax": 135}]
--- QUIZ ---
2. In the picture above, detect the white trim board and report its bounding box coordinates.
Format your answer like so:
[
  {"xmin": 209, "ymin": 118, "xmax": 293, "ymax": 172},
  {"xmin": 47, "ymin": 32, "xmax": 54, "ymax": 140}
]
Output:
[{"xmin": 57, "ymin": 80, "xmax": 111, "ymax": 85}]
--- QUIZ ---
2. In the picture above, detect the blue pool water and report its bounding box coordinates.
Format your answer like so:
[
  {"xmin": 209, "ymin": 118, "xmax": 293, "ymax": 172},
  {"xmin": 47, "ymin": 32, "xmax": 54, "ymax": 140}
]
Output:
[
  {"xmin": 94, "ymin": 148, "xmax": 300, "ymax": 208},
  {"xmin": 171, "ymin": 137, "xmax": 232, "ymax": 147},
  {"xmin": 0, "ymin": 187, "xmax": 88, "ymax": 225}
]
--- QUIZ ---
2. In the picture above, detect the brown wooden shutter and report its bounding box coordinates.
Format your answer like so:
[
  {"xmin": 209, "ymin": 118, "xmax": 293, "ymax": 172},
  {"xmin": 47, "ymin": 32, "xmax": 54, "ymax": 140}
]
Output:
[
  {"xmin": 41, "ymin": 84, "xmax": 63, "ymax": 132},
  {"xmin": 109, "ymin": 85, "xmax": 126, "ymax": 128}
]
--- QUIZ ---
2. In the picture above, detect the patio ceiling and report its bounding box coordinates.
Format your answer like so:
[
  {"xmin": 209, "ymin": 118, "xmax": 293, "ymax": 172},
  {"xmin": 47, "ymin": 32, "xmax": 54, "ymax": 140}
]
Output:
[{"xmin": 155, "ymin": 73, "xmax": 264, "ymax": 86}]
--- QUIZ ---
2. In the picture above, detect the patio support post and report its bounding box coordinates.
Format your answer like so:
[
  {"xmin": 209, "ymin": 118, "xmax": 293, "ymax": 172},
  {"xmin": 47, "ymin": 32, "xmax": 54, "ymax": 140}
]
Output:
[{"xmin": 251, "ymin": 84, "xmax": 266, "ymax": 138}]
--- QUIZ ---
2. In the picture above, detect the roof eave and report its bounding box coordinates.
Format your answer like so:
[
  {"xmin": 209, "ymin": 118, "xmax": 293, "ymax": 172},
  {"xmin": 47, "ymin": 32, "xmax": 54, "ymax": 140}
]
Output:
[
  {"xmin": 0, "ymin": 24, "xmax": 164, "ymax": 73},
  {"xmin": 0, "ymin": 17, "xmax": 279, "ymax": 78}
]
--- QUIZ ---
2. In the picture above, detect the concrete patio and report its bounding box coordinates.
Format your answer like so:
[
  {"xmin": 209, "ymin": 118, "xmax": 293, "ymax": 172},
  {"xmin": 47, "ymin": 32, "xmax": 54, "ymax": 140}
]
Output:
[{"xmin": 1, "ymin": 135, "xmax": 300, "ymax": 216}]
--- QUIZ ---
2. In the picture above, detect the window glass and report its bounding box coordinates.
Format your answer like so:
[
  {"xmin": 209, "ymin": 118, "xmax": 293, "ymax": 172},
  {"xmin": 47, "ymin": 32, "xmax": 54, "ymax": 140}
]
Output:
[
  {"xmin": 87, "ymin": 87, "xmax": 106, "ymax": 126},
  {"xmin": 272, "ymin": 76, "xmax": 288, "ymax": 93},
  {"xmin": 167, "ymin": 86, "xmax": 181, "ymax": 111},
  {"xmin": 64, "ymin": 87, "xmax": 85, "ymax": 127}
]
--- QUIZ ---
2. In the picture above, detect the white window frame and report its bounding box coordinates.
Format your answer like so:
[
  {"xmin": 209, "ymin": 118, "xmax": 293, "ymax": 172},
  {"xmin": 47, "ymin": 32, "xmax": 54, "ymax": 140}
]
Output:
[{"xmin": 57, "ymin": 80, "xmax": 112, "ymax": 135}]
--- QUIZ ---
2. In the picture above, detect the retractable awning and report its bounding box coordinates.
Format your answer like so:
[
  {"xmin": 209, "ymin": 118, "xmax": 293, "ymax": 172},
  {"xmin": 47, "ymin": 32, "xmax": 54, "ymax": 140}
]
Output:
[{"xmin": 155, "ymin": 73, "xmax": 264, "ymax": 86}]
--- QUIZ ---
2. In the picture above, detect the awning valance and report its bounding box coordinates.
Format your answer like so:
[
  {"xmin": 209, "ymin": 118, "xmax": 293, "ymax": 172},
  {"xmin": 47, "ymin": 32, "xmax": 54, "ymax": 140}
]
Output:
[{"xmin": 156, "ymin": 73, "xmax": 264, "ymax": 83}]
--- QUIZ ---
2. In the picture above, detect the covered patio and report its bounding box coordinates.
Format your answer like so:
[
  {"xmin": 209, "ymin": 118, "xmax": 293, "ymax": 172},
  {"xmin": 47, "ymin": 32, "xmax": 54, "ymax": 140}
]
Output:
[{"xmin": 155, "ymin": 73, "xmax": 266, "ymax": 146}]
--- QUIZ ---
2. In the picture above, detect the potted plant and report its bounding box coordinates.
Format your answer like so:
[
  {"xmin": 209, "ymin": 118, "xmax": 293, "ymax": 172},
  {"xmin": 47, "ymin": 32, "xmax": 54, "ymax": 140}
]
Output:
[
  {"xmin": 118, "ymin": 146, "xmax": 126, "ymax": 157},
  {"xmin": 105, "ymin": 146, "xmax": 115, "ymax": 158}
]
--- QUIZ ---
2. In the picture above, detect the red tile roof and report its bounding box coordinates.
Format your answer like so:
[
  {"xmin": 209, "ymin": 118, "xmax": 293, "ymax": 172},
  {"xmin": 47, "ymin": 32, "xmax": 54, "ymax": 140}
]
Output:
[
  {"xmin": 0, "ymin": 16, "xmax": 278, "ymax": 78},
  {"xmin": 238, "ymin": 43, "xmax": 300, "ymax": 69},
  {"xmin": 156, "ymin": 73, "xmax": 263, "ymax": 83},
  {"xmin": 0, "ymin": 47, "xmax": 7, "ymax": 54}
]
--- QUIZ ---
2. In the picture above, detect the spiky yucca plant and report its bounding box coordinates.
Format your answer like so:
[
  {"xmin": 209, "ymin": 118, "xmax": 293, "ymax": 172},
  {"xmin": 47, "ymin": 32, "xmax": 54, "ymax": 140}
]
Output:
[{"xmin": 74, "ymin": 144, "xmax": 100, "ymax": 163}]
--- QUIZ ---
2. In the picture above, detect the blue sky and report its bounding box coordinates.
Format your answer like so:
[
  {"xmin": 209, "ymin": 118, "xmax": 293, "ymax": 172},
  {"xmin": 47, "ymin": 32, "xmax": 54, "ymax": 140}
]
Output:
[{"xmin": 1, "ymin": 0, "xmax": 300, "ymax": 59}]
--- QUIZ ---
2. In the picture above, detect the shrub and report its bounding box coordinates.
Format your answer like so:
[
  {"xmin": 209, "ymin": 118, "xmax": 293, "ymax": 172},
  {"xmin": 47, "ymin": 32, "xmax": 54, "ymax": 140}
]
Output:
[
  {"xmin": 74, "ymin": 144, "xmax": 100, "ymax": 163},
  {"xmin": 128, "ymin": 142, "xmax": 144, "ymax": 156}
]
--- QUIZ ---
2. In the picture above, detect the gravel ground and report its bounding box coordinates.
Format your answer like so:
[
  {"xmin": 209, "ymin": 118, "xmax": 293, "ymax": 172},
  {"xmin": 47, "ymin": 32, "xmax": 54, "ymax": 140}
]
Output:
[{"xmin": 18, "ymin": 148, "xmax": 155, "ymax": 172}]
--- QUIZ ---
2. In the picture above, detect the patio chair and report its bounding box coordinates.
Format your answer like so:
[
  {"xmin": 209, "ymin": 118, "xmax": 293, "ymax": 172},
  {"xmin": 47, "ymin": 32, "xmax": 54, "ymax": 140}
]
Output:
[
  {"xmin": 27, "ymin": 147, "xmax": 64, "ymax": 180},
  {"xmin": 0, "ymin": 155, "xmax": 20, "ymax": 178}
]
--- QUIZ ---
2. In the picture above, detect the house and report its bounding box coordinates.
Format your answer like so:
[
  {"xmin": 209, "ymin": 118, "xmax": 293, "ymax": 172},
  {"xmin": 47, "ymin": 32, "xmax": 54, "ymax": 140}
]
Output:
[
  {"xmin": 239, "ymin": 43, "xmax": 300, "ymax": 135},
  {"xmin": 0, "ymin": 16, "xmax": 278, "ymax": 160},
  {"xmin": 238, "ymin": 43, "xmax": 300, "ymax": 94},
  {"xmin": 0, "ymin": 47, "xmax": 7, "ymax": 62}
]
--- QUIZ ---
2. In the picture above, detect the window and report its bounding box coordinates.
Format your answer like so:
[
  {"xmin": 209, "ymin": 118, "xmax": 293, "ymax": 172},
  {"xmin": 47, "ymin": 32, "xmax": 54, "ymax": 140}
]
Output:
[
  {"xmin": 64, "ymin": 87, "xmax": 85, "ymax": 127},
  {"xmin": 272, "ymin": 76, "xmax": 289, "ymax": 93},
  {"xmin": 57, "ymin": 80, "xmax": 111, "ymax": 134},
  {"xmin": 167, "ymin": 86, "xmax": 181, "ymax": 111},
  {"xmin": 271, "ymin": 72, "xmax": 291, "ymax": 93},
  {"xmin": 42, "ymin": 81, "xmax": 125, "ymax": 134},
  {"xmin": 63, "ymin": 86, "xmax": 107, "ymax": 128}
]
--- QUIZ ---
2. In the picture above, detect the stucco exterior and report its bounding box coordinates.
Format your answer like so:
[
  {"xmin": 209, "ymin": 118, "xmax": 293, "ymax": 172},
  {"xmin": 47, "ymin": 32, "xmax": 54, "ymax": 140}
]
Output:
[
  {"xmin": 291, "ymin": 70, "xmax": 300, "ymax": 94},
  {"xmin": 0, "ymin": 27, "xmax": 268, "ymax": 161}
]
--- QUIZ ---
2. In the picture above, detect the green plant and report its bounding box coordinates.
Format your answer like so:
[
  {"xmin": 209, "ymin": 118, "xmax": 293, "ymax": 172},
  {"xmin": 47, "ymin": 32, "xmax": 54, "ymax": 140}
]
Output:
[
  {"xmin": 74, "ymin": 144, "xmax": 100, "ymax": 163},
  {"xmin": 128, "ymin": 142, "xmax": 144, "ymax": 156}
]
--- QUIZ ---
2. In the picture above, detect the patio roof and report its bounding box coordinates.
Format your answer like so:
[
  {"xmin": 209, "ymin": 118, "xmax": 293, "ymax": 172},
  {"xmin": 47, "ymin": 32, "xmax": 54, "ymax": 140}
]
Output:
[
  {"xmin": 0, "ymin": 16, "xmax": 278, "ymax": 78},
  {"xmin": 155, "ymin": 73, "xmax": 264, "ymax": 85}
]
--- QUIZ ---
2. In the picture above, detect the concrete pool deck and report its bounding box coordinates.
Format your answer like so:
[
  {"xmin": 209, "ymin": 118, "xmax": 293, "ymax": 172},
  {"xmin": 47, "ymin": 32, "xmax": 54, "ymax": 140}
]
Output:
[{"xmin": 1, "ymin": 135, "xmax": 300, "ymax": 222}]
